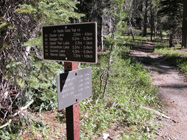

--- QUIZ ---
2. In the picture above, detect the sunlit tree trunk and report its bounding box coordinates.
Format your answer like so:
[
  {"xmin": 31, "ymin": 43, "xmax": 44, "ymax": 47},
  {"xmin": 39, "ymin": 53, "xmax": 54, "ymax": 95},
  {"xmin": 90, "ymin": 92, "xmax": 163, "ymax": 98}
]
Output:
[
  {"xmin": 150, "ymin": 8, "xmax": 154, "ymax": 41},
  {"xmin": 99, "ymin": 16, "xmax": 104, "ymax": 51},
  {"xmin": 182, "ymin": 0, "xmax": 187, "ymax": 47},
  {"xmin": 154, "ymin": 14, "xmax": 157, "ymax": 37},
  {"xmin": 154, "ymin": 5, "xmax": 158, "ymax": 37},
  {"xmin": 101, "ymin": 17, "xmax": 104, "ymax": 51}
]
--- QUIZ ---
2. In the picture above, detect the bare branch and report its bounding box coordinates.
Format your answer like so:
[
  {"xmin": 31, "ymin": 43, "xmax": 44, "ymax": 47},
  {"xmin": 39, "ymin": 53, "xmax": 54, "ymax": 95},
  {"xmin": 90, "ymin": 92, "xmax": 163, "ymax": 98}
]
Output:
[{"xmin": 0, "ymin": 99, "xmax": 34, "ymax": 129}]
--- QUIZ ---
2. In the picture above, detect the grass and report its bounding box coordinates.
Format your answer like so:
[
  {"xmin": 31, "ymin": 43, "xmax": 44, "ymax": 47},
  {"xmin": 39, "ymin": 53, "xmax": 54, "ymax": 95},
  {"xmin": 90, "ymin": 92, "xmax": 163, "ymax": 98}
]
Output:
[
  {"xmin": 79, "ymin": 47, "xmax": 159, "ymax": 139},
  {"xmin": 154, "ymin": 43, "xmax": 187, "ymax": 74},
  {"xmin": 155, "ymin": 42, "xmax": 170, "ymax": 49}
]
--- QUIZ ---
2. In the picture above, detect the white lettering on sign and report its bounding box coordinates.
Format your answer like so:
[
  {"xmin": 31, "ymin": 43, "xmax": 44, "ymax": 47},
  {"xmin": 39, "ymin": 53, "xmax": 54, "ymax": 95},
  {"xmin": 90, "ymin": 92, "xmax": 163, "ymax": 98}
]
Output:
[
  {"xmin": 50, "ymin": 34, "xmax": 57, "ymax": 37},
  {"xmin": 72, "ymin": 29, "xmax": 76, "ymax": 32},
  {"xmin": 72, "ymin": 37, "xmax": 80, "ymax": 41},
  {"xmin": 57, "ymin": 29, "xmax": 64, "ymax": 33},
  {"xmin": 63, "ymin": 46, "xmax": 70, "ymax": 49},
  {"xmin": 85, "ymin": 32, "xmax": 93, "ymax": 36},
  {"xmin": 59, "ymin": 50, "xmax": 65, "ymax": 53},
  {"xmin": 84, "ymin": 54, "xmax": 93, "ymax": 58},
  {"xmin": 65, "ymin": 29, "xmax": 71, "ymax": 32},
  {"xmin": 73, "ymin": 54, "xmax": 81, "ymax": 58},
  {"xmin": 50, "ymin": 53, "xmax": 58, "ymax": 56},
  {"xmin": 50, "ymin": 42, "xmax": 56, "ymax": 45},
  {"xmin": 57, "ymin": 67, "xmax": 92, "ymax": 110},
  {"xmin": 58, "ymin": 42, "xmax": 63, "ymax": 45},
  {"xmin": 73, "ymin": 33, "xmax": 81, "ymax": 36},
  {"xmin": 63, "ymin": 42, "xmax": 70, "ymax": 45},
  {"xmin": 59, "ymin": 53, "xmax": 66, "ymax": 57},
  {"xmin": 50, "ymin": 49, "xmax": 58, "ymax": 53},
  {"xmin": 83, "ymin": 37, "xmax": 93, "ymax": 41},
  {"xmin": 49, "ymin": 38, "xmax": 58, "ymax": 41},
  {"xmin": 43, "ymin": 22, "xmax": 97, "ymax": 63},
  {"xmin": 75, "ymin": 41, "xmax": 82, "ymax": 45}
]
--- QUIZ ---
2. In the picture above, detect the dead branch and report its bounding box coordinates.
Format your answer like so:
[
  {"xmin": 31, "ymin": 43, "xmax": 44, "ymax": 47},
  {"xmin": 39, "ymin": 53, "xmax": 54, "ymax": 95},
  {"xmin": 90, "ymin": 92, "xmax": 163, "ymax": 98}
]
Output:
[
  {"xmin": 0, "ymin": 99, "xmax": 34, "ymax": 129},
  {"xmin": 140, "ymin": 106, "xmax": 170, "ymax": 119}
]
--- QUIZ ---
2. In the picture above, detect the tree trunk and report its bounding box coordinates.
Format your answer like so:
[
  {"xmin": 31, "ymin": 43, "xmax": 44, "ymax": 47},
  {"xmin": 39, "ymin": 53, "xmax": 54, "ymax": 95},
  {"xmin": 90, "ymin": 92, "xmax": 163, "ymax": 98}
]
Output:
[
  {"xmin": 154, "ymin": 5, "xmax": 158, "ymax": 37},
  {"xmin": 109, "ymin": 18, "xmax": 112, "ymax": 35},
  {"xmin": 101, "ymin": 16, "xmax": 104, "ymax": 52},
  {"xmin": 143, "ymin": 0, "xmax": 148, "ymax": 36},
  {"xmin": 182, "ymin": 0, "xmax": 187, "ymax": 47},
  {"xmin": 154, "ymin": 18, "xmax": 157, "ymax": 37},
  {"xmin": 129, "ymin": 19, "xmax": 135, "ymax": 40},
  {"xmin": 160, "ymin": 30, "xmax": 163, "ymax": 40},
  {"xmin": 169, "ymin": 32, "xmax": 173, "ymax": 47},
  {"xmin": 150, "ymin": 10, "xmax": 154, "ymax": 41}
]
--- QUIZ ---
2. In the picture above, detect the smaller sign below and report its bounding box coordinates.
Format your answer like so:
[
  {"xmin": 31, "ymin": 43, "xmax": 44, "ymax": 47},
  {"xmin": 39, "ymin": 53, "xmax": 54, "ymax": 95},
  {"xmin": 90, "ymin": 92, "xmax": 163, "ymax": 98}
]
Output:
[{"xmin": 57, "ymin": 67, "xmax": 92, "ymax": 110}]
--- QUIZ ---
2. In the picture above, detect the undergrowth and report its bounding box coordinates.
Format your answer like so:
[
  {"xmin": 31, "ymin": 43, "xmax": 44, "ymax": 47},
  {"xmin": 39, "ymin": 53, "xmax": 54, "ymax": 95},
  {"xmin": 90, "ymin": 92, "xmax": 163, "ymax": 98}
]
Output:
[
  {"xmin": 0, "ymin": 45, "xmax": 160, "ymax": 140},
  {"xmin": 79, "ymin": 48, "xmax": 159, "ymax": 139},
  {"xmin": 154, "ymin": 46, "xmax": 187, "ymax": 74}
]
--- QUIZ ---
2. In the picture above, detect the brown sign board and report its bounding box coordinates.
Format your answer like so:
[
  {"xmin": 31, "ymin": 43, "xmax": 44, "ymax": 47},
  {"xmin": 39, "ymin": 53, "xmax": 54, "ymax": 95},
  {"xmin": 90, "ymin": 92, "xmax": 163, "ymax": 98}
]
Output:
[
  {"xmin": 42, "ymin": 22, "xmax": 97, "ymax": 63},
  {"xmin": 57, "ymin": 67, "xmax": 92, "ymax": 110}
]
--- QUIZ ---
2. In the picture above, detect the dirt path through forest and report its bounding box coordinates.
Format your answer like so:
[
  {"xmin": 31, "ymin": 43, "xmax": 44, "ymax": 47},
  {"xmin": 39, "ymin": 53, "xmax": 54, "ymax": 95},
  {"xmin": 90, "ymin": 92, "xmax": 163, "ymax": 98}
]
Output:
[{"xmin": 130, "ymin": 42, "xmax": 187, "ymax": 140}]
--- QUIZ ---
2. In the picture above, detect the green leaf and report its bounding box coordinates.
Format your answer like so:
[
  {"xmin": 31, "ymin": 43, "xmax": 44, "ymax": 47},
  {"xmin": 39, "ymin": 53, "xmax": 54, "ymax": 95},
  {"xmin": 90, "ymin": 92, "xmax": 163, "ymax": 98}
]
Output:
[
  {"xmin": 6, "ymin": 62, "xmax": 22, "ymax": 69},
  {"xmin": 17, "ymin": 78, "xmax": 26, "ymax": 88}
]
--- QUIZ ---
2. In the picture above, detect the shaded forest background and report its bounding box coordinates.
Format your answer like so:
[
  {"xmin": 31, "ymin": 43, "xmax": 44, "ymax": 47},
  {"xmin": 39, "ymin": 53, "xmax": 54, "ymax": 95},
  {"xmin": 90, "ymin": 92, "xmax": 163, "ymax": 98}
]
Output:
[{"xmin": 0, "ymin": 0, "xmax": 187, "ymax": 139}]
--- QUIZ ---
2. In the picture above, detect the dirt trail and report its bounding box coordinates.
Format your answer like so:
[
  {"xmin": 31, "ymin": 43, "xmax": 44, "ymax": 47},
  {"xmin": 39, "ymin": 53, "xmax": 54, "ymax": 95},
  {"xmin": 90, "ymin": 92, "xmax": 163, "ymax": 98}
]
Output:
[{"xmin": 130, "ymin": 42, "xmax": 187, "ymax": 140}]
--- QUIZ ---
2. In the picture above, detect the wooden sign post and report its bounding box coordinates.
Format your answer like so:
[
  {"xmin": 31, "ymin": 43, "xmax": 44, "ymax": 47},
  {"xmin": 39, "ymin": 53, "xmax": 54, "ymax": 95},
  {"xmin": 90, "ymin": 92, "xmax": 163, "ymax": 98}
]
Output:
[
  {"xmin": 66, "ymin": 103, "xmax": 79, "ymax": 140},
  {"xmin": 64, "ymin": 62, "xmax": 79, "ymax": 140},
  {"xmin": 42, "ymin": 22, "xmax": 97, "ymax": 140}
]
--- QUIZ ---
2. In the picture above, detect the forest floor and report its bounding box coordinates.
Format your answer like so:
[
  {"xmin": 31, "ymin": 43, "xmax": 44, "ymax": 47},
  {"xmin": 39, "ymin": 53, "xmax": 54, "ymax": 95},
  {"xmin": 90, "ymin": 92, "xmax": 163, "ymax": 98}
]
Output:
[{"xmin": 130, "ymin": 41, "xmax": 187, "ymax": 140}]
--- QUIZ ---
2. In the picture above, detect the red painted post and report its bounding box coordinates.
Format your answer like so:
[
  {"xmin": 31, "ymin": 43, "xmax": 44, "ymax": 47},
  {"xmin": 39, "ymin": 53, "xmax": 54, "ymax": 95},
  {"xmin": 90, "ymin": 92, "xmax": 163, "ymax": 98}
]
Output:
[{"xmin": 64, "ymin": 62, "xmax": 80, "ymax": 140}]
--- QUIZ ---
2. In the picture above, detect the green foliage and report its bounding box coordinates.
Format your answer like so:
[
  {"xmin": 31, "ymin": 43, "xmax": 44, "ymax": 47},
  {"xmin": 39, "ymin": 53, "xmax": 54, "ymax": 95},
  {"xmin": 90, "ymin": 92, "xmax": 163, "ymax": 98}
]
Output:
[
  {"xmin": 0, "ymin": 1, "xmax": 84, "ymax": 135},
  {"xmin": 0, "ymin": 1, "xmax": 162, "ymax": 139},
  {"xmin": 154, "ymin": 47, "xmax": 187, "ymax": 73},
  {"xmin": 15, "ymin": 0, "xmax": 84, "ymax": 25},
  {"xmin": 79, "ymin": 50, "xmax": 158, "ymax": 139},
  {"xmin": 0, "ymin": 18, "xmax": 9, "ymax": 31},
  {"xmin": 0, "ymin": 113, "xmax": 47, "ymax": 140},
  {"xmin": 158, "ymin": 0, "xmax": 183, "ymax": 33},
  {"xmin": 155, "ymin": 42, "xmax": 169, "ymax": 48},
  {"xmin": 77, "ymin": 3, "xmax": 159, "ymax": 138},
  {"xmin": 12, "ymin": 0, "xmax": 84, "ymax": 112}
]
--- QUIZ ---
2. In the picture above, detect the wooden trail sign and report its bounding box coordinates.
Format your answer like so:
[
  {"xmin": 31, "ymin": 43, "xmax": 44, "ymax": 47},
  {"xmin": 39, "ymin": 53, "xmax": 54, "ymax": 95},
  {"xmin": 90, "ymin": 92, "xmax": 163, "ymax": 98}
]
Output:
[
  {"xmin": 43, "ymin": 22, "xmax": 97, "ymax": 140},
  {"xmin": 42, "ymin": 22, "xmax": 97, "ymax": 63}
]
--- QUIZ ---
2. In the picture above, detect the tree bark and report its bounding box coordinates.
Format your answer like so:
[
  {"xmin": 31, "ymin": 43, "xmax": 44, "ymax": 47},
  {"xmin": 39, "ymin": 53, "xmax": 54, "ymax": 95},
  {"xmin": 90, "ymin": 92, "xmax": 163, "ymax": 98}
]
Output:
[
  {"xmin": 160, "ymin": 30, "xmax": 163, "ymax": 40},
  {"xmin": 100, "ymin": 16, "xmax": 104, "ymax": 51},
  {"xmin": 154, "ymin": 16, "xmax": 157, "ymax": 37},
  {"xmin": 182, "ymin": 0, "xmax": 187, "ymax": 47},
  {"xmin": 150, "ymin": 10, "xmax": 154, "ymax": 41},
  {"xmin": 169, "ymin": 33, "xmax": 173, "ymax": 47},
  {"xmin": 143, "ymin": 0, "xmax": 148, "ymax": 36},
  {"xmin": 129, "ymin": 19, "xmax": 135, "ymax": 40}
]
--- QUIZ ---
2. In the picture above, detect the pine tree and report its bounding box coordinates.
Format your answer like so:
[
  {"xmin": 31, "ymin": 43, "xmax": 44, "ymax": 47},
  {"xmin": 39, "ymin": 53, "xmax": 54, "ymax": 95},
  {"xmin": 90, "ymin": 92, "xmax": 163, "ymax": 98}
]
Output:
[{"xmin": 158, "ymin": 0, "xmax": 183, "ymax": 47}]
